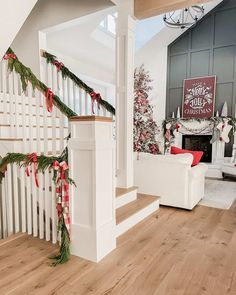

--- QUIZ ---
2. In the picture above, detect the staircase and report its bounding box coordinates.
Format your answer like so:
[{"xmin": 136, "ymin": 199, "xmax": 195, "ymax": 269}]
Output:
[{"xmin": 115, "ymin": 187, "xmax": 159, "ymax": 237}]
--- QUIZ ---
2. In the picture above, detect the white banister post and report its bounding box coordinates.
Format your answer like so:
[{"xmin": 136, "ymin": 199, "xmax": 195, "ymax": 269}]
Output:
[
  {"xmin": 115, "ymin": 0, "xmax": 136, "ymax": 188},
  {"xmin": 68, "ymin": 116, "xmax": 116, "ymax": 262}
]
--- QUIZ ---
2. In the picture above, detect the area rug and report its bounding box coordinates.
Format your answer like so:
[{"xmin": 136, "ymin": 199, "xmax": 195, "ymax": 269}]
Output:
[{"xmin": 199, "ymin": 179, "xmax": 236, "ymax": 210}]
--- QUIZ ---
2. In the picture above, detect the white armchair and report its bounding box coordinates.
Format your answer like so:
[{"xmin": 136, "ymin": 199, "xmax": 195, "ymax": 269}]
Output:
[{"xmin": 134, "ymin": 153, "xmax": 208, "ymax": 210}]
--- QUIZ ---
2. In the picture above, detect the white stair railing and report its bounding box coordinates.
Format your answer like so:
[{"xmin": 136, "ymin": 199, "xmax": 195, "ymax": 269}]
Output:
[{"xmin": 0, "ymin": 57, "xmax": 113, "ymax": 243}]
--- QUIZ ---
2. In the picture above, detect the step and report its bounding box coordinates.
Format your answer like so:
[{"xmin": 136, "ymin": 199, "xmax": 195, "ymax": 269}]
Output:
[
  {"xmin": 116, "ymin": 194, "xmax": 160, "ymax": 237},
  {"xmin": 116, "ymin": 186, "xmax": 138, "ymax": 209}
]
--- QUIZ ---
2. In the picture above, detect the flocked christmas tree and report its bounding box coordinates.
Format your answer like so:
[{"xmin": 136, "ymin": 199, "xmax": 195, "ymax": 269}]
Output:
[{"xmin": 133, "ymin": 64, "xmax": 160, "ymax": 155}]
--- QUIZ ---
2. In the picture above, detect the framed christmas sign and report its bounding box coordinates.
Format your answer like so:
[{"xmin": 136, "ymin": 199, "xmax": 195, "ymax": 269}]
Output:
[{"xmin": 182, "ymin": 76, "xmax": 216, "ymax": 119}]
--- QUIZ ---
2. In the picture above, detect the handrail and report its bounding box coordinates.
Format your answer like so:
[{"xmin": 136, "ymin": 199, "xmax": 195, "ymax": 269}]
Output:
[
  {"xmin": 4, "ymin": 48, "xmax": 77, "ymax": 118},
  {"xmin": 42, "ymin": 50, "xmax": 116, "ymax": 116}
]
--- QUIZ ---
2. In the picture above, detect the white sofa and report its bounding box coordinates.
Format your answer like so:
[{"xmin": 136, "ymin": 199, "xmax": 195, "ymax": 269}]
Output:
[{"xmin": 134, "ymin": 153, "xmax": 208, "ymax": 210}]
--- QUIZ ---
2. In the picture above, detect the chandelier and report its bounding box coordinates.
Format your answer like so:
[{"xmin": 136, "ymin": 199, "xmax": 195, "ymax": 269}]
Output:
[{"xmin": 163, "ymin": 6, "xmax": 204, "ymax": 29}]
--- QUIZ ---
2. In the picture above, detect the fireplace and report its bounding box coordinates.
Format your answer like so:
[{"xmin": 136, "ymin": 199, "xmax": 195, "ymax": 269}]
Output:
[{"xmin": 182, "ymin": 135, "xmax": 212, "ymax": 163}]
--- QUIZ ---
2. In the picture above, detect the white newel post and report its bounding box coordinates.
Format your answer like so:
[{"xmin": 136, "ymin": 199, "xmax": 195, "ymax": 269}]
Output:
[
  {"xmin": 68, "ymin": 116, "xmax": 116, "ymax": 262},
  {"xmin": 115, "ymin": 0, "xmax": 136, "ymax": 188}
]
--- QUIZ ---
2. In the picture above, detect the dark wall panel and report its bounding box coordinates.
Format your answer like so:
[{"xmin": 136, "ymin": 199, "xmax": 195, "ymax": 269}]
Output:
[
  {"xmin": 215, "ymin": 83, "xmax": 233, "ymax": 116},
  {"xmin": 167, "ymin": 0, "xmax": 236, "ymax": 119},
  {"xmin": 191, "ymin": 16, "xmax": 211, "ymax": 50},
  {"xmin": 214, "ymin": 8, "xmax": 236, "ymax": 46},
  {"xmin": 190, "ymin": 50, "xmax": 210, "ymax": 77},
  {"xmin": 169, "ymin": 88, "xmax": 183, "ymax": 115},
  {"xmin": 169, "ymin": 54, "xmax": 187, "ymax": 88},
  {"xmin": 213, "ymin": 46, "xmax": 235, "ymax": 82},
  {"xmin": 170, "ymin": 34, "xmax": 189, "ymax": 54}
]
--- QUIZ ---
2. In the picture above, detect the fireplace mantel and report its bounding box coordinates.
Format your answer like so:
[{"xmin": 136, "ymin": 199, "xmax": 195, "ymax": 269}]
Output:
[{"xmin": 164, "ymin": 117, "xmax": 236, "ymax": 178}]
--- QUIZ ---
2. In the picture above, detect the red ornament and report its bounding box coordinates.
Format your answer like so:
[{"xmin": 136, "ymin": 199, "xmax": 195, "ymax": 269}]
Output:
[
  {"xmin": 90, "ymin": 91, "xmax": 101, "ymax": 114},
  {"xmin": 45, "ymin": 88, "xmax": 53, "ymax": 112},
  {"xmin": 220, "ymin": 136, "xmax": 223, "ymax": 141},
  {"xmin": 25, "ymin": 153, "xmax": 39, "ymax": 188}
]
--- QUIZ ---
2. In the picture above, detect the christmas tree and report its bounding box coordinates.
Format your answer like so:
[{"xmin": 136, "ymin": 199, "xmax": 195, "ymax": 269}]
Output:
[{"xmin": 133, "ymin": 64, "xmax": 160, "ymax": 155}]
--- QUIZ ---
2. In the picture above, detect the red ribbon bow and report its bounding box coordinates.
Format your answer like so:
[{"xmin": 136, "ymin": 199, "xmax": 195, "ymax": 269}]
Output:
[
  {"xmin": 45, "ymin": 88, "xmax": 53, "ymax": 112},
  {"xmin": 53, "ymin": 60, "xmax": 64, "ymax": 72},
  {"xmin": 3, "ymin": 53, "xmax": 16, "ymax": 60},
  {"xmin": 53, "ymin": 160, "xmax": 70, "ymax": 235},
  {"xmin": 90, "ymin": 91, "xmax": 101, "ymax": 114},
  {"xmin": 25, "ymin": 153, "xmax": 39, "ymax": 188}
]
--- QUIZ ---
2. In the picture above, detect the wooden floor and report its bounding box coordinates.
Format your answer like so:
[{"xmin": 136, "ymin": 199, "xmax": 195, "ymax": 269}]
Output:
[{"xmin": 1, "ymin": 202, "xmax": 236, "ymax": 295}]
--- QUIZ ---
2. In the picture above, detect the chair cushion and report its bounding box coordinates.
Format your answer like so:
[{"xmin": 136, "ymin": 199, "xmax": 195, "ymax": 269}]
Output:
[{"xmin": 171, "ymin": 146, "xmax": 203, "ymax": 167}]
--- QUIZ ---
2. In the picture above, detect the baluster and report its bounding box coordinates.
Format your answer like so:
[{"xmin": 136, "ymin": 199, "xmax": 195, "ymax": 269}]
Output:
[
  {"xmin": 85, "ymin": 91, "xmax": 88, "ymax": 115},
  {"xmin": 43, "ymin": 63, "xmax": 52, "ymax": 242},
  {"xmin": 79, "ymin": 88, "xmax": 83, "ymax": 115},
  {"xmin": 73, "ymin": 82, "xmax": 76, "ymax": 113},
  {"xmin": 2, "ymin": 61, "xmax": 7, "ymax": 117},
  {"xmin": 6, "ymin": 165, "xmax": 14, "ymax": 235},
  {"xmin": 35, "ymin": 91, "xmax": 43, "ymax": 239},
  {"xmin": 26, "ymin": 85, "xmax": 33, "ymax": 235},
  {"xmin": 20, "ymin": 166, "xmax": 26, "ymax": 233},
  {"xmin": 13, "ymin": 164, "xmax": 19, "ymax": 233},
  {"xmin": 1, "ymin": 177, "xmax": 8, "ymax": 238},
  {"xmin": 20, "ymin": 81, "xmax": 27, "ymax": 233},
  {"xmin": 8, "ymin": 71, "xmax": 15, "ymax": 138},
  {"xmin": 58, "ymin": 70, "xmax": 65, "ymax": 151},
  {"xmin": 51, "ymin": 65, "xmax": 58, "ymax": 243}
]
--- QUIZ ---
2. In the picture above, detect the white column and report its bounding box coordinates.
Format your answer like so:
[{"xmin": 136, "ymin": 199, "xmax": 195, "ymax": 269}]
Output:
[
  {"xmin": 68, "ymin": 116, "xmax": 116, "ymax": 262},
  {"xmin": 116, "ymin": 0, "xmax": 136, "ymax": 188}
]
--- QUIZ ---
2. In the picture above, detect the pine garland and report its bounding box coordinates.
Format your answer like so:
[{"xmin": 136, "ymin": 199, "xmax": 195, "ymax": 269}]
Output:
[
  {"xmin": 49, "ymin": 216, "xmax": 70, "ymax": 266},
  {"xmin": 42, "ymin": 50, "xmax": 116, "ymax": 116},
  {"xmin": 4, "ymin": 48, "xmax": 77, "ymax": 118},
  {"xmin": 0, "ymin": 148, "xmax": 74, "ymax": 265}
]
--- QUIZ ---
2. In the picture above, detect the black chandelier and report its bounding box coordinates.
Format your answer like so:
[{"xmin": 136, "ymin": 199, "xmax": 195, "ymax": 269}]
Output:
[{"xmin": 163, "ymin": 6, "xmax": 204, "ymax": 29}]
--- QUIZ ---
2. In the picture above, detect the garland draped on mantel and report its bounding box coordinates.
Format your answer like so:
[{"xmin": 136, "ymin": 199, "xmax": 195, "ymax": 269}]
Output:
[
  {"xmin": 4, "ymin": 48, "xmax": 77, "ymax": 118},
  {"xmin": 42, "ymin": 50, "xmax": 116, "ymax": 116},
  {"xmin": 0, "ymin": 147, "xmax": 75, "ymax": 266},
  {"xmin": 163, "ymin": 117, "xmax": 236, "ymax": 150}
]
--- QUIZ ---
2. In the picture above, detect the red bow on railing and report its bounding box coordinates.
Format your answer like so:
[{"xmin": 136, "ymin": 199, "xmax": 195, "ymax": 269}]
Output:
[
  {"xmin": 45, "ymin": 88, "xmax": 53, "ymax": 112},
  {"xmin": 3, "ymin": 53, "xmax": 17, "ymax": 60},
  {"xmin": 25, "ymin": 153, "xmax": 39, "ymax": 188},
  {"xmin": 53, "ymin": 60, "xmax": 64, "ymax": 72},
  {"xmin": 53, "ymin": 160, "xmax": 70, "ymax": 235},
  {"xmin": 90, "ymin": 91, "xmax": 101, "ymax": 114}
]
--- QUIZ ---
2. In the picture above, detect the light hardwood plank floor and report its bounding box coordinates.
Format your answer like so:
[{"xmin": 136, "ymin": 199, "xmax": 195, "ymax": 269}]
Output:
[{"xmin": 0, "ymin": 202, "xmax": 236, "ymax": 295}]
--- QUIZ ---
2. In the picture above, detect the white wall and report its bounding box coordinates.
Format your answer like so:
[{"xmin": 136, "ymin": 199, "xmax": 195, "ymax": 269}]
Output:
[
  {"xmin": 11, "ymin": 0, "xmax": 114, "ymax": 77},
  {"xmin": 0, "ymin": 0, "xmax": 38, "ymax": 59},
  {"xmin": 46, "ymin": 7, "xmax": 116, "ymax": 85},
  {"xmin": 135, "ymin": 0, "xmax": 222, "ymax": 122}
]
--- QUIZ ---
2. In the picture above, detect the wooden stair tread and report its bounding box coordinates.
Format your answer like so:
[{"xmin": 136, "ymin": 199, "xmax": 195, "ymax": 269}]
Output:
[
  {"xmin": 116, "ymin": 186, "xmax": 138, "ymax": 198},
  {"xmin": 116, "ymin": 194, "xmax": 159, "ymax": 225}
]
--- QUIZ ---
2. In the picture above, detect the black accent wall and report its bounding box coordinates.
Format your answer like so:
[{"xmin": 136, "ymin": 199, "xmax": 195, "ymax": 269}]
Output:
[{"xmin": 167, "ymin": 0, "xmax": 236, "ymax": 120}]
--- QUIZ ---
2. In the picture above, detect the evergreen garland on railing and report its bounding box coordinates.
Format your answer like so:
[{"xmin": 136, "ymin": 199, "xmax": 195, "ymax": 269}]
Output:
[
  {"xmin": 0, "ymin": 148, "xmax": 74, "ymax": 266},
  {"xmin": 4, "ymin": 48, "xmax": 77, "ymax": 118},
  {"xmin": 42, "ymin": 50, "xmax": 116, "ymax": 116}
]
